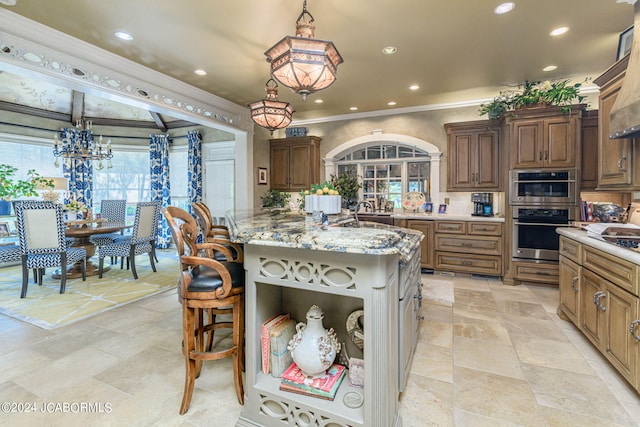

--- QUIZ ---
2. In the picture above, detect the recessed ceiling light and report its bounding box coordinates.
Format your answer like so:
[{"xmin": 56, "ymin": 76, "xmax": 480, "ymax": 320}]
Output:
[
  {"xmin": 350, "ymin": 107, "xmax": 358, "ymax": 111},
  {"xmin": 494, "ymin": 2, "xmax": 515, "ymax": 15},
  {"xmin": 314, "ymin": 99, "xmax": 323, "ymax": 104},
  {"xmin": 382, "ymin": 46, "xmax": 398, "ymax": 55},
  {"xmin": 387, "ymin": 101, "xmax": 397, "ymax": 106},
  {"xmin": 550, "ymin": 27, "xmax": 569, "ymax": 36},
  {"xmin": 409, "ymin": 84, "xmax": 420, "ymax": 91},
  {"xmin": 114, "ymin": 31, "xmax": 133, "ymax": 41},
  {"xmin": 543, "ymin": 65, "xmax": 558, "ymax": 72},
  {"xmin": 194, "ymin": 69, "xmax": 207, "ymax": 76}
]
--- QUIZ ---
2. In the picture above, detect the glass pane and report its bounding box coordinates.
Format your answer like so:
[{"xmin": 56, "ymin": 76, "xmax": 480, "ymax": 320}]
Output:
[
  {"xmin": 367, "ymin": 146, "xmax": 381, "ymax": 159},
  {"xmin": 388, "ymin": 194, "xmax": 402, "ymax": 209},
  {"xmin": 383, "ymin": 145, "xmax": 397, "ymax": 158},
  {"xmin": 352, "ymin": 149, "xmax": 365, "ymax": 160},
  {"xmin": 408, "ymin": 180, "xmax": 421, "ymax": 192},
  {"xmin": 375, "ymin": 165, "xmax": 388, "ymax": 178},
  {"xmin": 363, "ymin": 180, "xmax": 375, "ymax": 193},
  {"xmin": 414, "ymin": 151, "xmax": 430, "ymax": 158},
  {"xmin": 338, "ymin": 164, "xmax": 357, "ymax": 176},
  {"xmin": 389, "ymin": 164, "xmax": 401, "ymax": 177},
  {"xmin": 364, "ymin": 165, "xmax": 375, "ymax": 179},
  {"xmin": 398, "ymin": 146, "xmax": 414, "ymax": 158},
  {"xmin": 388, "ymin": 180, "xmax": 402, "ymax": 193}
]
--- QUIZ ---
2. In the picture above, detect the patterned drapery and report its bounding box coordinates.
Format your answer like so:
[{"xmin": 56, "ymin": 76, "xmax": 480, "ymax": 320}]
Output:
[
  {"xmin": 60, "ymin": 128, "xmax": 93, "ymax": 217},
  {"xmin": 187, "ymin": 130, "xmax": 203, "ymax": 209},
  {"xmin": 149, "ymin": 134, "xmax": 172, "ymax": 249}
]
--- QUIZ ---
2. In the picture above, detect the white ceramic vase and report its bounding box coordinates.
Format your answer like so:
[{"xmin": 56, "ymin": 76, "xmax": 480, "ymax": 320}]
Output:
[{"xmin": 288, "ymin": 305, "xmax": 341, "ymax": 378}]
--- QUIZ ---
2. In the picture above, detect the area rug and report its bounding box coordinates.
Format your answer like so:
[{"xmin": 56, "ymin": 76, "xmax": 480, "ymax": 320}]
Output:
[{"xmin": 0, "ymin": 250, "xmax": 179, "ymax": 330}]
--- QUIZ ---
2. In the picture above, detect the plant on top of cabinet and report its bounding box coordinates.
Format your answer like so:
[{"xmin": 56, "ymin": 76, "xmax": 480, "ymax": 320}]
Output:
[{"xmin": 479, "ymin": 79, "xmax": 586, "ymax": 119}]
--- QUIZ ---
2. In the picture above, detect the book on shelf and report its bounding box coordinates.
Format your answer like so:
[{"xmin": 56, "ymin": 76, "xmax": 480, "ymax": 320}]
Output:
[
  {"xmin": 279, "ymin": 363, "xmax": 346, "ymax": 400},
  {"xmin": 269, "ymin": 318, "xmax": 296, "ymax": 378},
  {"xmin": 261, "ymin": 313, "xmax": 290, "ymax": 374}
]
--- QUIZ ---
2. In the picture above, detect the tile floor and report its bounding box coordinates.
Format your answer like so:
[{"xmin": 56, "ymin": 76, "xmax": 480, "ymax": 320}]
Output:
[{"xmin": 0, "ymin": 273, "xmax": 639, "ymax": 426}]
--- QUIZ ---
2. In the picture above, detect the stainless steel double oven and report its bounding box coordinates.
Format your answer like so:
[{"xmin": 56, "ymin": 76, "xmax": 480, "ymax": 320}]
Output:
[{"xmin": 510, "ymin": 169, "xmax": 577, "ymax": 262}]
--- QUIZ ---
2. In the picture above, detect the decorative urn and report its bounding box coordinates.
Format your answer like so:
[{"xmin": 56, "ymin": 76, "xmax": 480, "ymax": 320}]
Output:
[{"xmin": 288, "ymin": 305, "xmax": 341, "ymax": 378}]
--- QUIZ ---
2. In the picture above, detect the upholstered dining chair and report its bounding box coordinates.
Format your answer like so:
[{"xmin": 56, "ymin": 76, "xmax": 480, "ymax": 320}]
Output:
[
  {"xmin": 163, "ymin": 206, "xmax": 244, "ymax": 414},
  {"xmin": 191, "ymin": 202, "xmax": 243, "ymax": 262},
  {"xmin": 14, "ymin": 200, "xmax": 87, "ymax": 298},
  {"xmin": 90, "ymin": 199, "xmax": 127, "ymax": 247},
  {"xmin": 97, "ymin": 201, "xmax": 160, "ymax": 279}
]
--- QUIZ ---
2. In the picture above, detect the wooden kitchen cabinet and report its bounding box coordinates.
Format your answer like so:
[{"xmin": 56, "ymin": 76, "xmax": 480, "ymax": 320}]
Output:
[
  {"xmin": 406, "ymin": 220, "xmax": 434, "ymax": 270},
  {"xmin": 508, "ymin": 111, "xmax": 580, "ymax": 169},
  {"xmin": 434, "ymin": 220, "xmax": 503, "ymax": 276},
  {"xmin": 269, "ymin": 136, "xmax": 321, "ymax": 191},
  {"xmin": 558, "ymin": 235, "xmax": 640, "ymax": 392},
  {"xmin": 594, "ymin": 56, "xmax": 640, "ymax": 190},
  {"xmin": 580, "ymin": 109, "xmax": 599, "ymax": 191},
  {"xmin": 445, "ymin": 120, "xmax": 501, "ymax": 191}
]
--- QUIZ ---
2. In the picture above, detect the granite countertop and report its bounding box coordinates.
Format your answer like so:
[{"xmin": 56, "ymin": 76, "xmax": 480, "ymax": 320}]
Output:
[
  {"xmin": 557, "ymin": 228, "xmax": 640, "ymax": 265},
  {"xmin": 226, "ymin": 210, "xmax": 423, "ymax": 265}
]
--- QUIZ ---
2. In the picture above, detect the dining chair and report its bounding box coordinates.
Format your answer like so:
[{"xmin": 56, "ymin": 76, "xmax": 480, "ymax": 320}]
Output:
[
  {"xmin": 97, "ymin": 201, "xmax": 160, "ymax": 279},
  {"xmin": 14, "ymin": 200, "xmax": 87, "ymax": 298},
  {"xmin": 191, "ymin": 202, "xmax": 243, "ymax": 262},
  {"xmin": 163, "ymin": 205, "xmax": 244, "ymax": 414},
  {"xmin": 90, "ymin": 199, "xmax": 127, "ymax": 266}
]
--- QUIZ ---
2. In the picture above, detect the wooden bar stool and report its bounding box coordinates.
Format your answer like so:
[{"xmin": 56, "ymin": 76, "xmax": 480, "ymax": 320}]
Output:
[{"xmin": 164, "ymin": 206, "xmax": 244, "ymax": 414}]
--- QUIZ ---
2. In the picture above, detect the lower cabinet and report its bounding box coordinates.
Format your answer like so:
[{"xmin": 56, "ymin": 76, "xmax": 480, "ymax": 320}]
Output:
[
  {"xmin": 558, "ymin": 236, "xmax": 640, "ymax": 392},
  {"xmin": 434, "ymin": 221, "xmax": 503, "ymax": 276},
  {"xmin": 406, "ymin": 220, "xmax": 434, "ymax": 270}
]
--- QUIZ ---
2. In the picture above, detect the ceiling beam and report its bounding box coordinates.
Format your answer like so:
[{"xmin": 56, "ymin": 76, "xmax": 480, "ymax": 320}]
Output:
[
  {"xmin": 71, "ymin": 90, "xmax": 84, "ymax": 124},
  {"xmin": 150, "ymin": 111, "xmax": 168, "ymax": 132}
]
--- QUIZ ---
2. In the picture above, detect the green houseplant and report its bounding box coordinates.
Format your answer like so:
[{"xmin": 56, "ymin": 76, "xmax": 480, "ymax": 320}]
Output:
[
  {"xmin": 0, "ymin": 164, "xmax": 54, "ymax": 215},
  {"xmin": 260, "ymin": 189, "xmax": 291, "ymax": 209},
  {"xmin": 479, "ymin": 79, "xmax": 586, "ymax": 120},
  {"xmin": 330, "ymin": 173, "xmax": 362, "ymax": 210}
]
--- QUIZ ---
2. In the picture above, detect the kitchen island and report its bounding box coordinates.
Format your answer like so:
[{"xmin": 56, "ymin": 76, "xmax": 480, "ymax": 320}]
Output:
[{"xmin": 227, "ymin": 210, "xmax": 423, "ymax": 427}]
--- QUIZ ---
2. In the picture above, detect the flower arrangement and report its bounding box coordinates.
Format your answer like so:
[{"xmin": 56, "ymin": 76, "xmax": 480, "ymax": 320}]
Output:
[
  {"xmin": 479, "ymin": 79, "xmax": 587, "ymax": 120},
  {"xmin": 64, "ymin": 200, "xmax": 88, "ymax": 212},
  {"xmin": 0, "ymin": 164, "xmax": 53, "ymax": 201}
]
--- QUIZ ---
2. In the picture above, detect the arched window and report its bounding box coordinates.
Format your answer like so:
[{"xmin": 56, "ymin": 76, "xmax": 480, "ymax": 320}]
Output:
[{"xmin": 324, "ymin": 132, "xmax": 442, "ymax": 208}]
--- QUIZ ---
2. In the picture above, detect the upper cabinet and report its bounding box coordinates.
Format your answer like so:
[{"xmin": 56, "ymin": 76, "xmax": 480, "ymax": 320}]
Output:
[
  {"xmin": 580, "ymin": 110, "xmax": 599, "ymax": 191},
  {"xmin": 594, "ymin": 56, "xmax": 640, "ymax": 190},
  {"xmin": 445, "ymin": 120, "xmax": 501, "ymax": 191},
  {"xmin": 504, "ymin": 106, "xmax": 582, "ymax": 169},
  {"xmin": 269, "ymin": 136, "xmax": 321, "ymax": 191}
]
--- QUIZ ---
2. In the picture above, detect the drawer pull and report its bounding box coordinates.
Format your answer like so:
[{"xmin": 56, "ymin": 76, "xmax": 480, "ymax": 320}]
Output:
[
  {"xmin": 593, "ymin": 291, "xmax": 606, "ymax": 311},
  {"xmin": 462, "ymin": 261, "xmax": 472, "ymax": 266},
  {"xmin": 461, "ymin": 243, "xmax": 473, "ymax": 247},
  {"xmin": 570, "ymin": 276, "xmax": 579, "ymax": 292},
  {"xmin": 630, "ymin": 320, "xmax": 640, "ymax": 342},
  {"xmin": 536, "ymin": 271, "xmax": 551, "ymax": 276}
]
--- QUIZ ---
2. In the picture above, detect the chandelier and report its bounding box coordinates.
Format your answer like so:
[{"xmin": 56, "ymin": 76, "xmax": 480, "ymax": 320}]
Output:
[
  {"xmin": 264, "ymin": 0, "xmax": 343, "ymax": 101},
  {"xmin": 53, "ymin": 119, "xmax": 113, "ymax": 170},
  {"xmin": 247, "ymin": 78, "xmax": 295, "ymax": 134}
]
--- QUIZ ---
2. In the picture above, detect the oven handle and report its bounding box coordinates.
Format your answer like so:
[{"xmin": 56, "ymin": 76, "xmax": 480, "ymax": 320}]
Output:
[{"xmin": 513, "ymin": 221, "xmax": 572, "ymax": 227}]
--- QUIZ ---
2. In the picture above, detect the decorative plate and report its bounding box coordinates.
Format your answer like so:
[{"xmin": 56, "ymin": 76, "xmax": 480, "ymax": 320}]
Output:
[{"xmin": 402, "ymin": 191, "xmax": 426, "ymax": 212}]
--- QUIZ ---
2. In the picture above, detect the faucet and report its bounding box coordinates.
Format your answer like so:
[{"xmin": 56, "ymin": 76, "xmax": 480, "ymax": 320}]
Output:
[{"xmin": 354, "ymin": 201, "xmax": 374, "ymax": 227}]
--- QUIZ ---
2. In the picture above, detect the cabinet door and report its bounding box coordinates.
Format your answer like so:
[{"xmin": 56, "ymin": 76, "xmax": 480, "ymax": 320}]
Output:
[
  {"xmin": 407, "ymin": 220, "xmax": 434, "ymax": 269},
  {"xmin": 545, "ymin": 117, "xmax": 575, "ymax": 167},
  {"xmin": 449, "ymin": 133, "xmax": 475, "ymax": 189},
  {"xmin": 559, "ymin": 255, "xmax": 581, "ymax": 326},
  {"xmin": 270, "ymin": 145, "xmax": 290, "ymax": 190},
  {"xmin": 599, "ymin": 79, "xmax": 633, "ymax": 187},
  {"xmin": 475, "ymin": 132, "xmax": 500, "ymax": 188},
  {"xmin": 289, "ymin": 144, "xmax": 313, "ymax": 189},
  {"xmin": 581, "ymin": 269, "xmax": 606, "ymax": 349},
  {"xmin": 581, "ymin": 111, "xmax": 599, "ymax": 190},
  {"xmin": 511, "ymin": 120, "xmax": 542, "ymax": 168},
  {"xmin": 604, "ymin": 283, "xmax": 638, "ymax": 386}
]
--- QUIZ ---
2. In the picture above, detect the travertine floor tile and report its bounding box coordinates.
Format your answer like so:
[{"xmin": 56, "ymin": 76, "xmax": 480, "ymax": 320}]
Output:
[
  {"xmin": 453, "ymin": 337, "xmax": 524, "ymax": 380},
  {"xmin": 511, "ymin": 334, "xmax": 596, "ymax": 375},
  {"xmin": 411, "ymin": 343, "xmax": 453, "ymax": 383},
  {"xmin": 452, "ymin": 315, "xmax": 512, "ymax": 345},
  {"xmin": 400, "ymin": 374, "xmax": 453, "ymax": 427}
]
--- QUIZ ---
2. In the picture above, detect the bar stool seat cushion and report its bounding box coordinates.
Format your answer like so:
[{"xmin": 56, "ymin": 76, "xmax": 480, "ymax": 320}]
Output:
[{"xmin": 188, "ymin": 261, "xmax": 244, "ymax": 293}]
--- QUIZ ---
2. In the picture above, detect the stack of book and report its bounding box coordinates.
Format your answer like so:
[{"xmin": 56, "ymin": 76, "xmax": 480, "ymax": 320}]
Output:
[
  {"xmin": 279, "ymin": 362, "xmax": 346, "ymax": 400},
  {"xmin": 261, "ymin": 313, "xmax": 296, "ymax": 377}
]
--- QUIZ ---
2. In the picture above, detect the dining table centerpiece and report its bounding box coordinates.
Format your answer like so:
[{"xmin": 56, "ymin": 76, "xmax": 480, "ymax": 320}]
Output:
[
  {"xmin": 300, "ymin": 181, "xmax": 342, "ymax": 214},
  {"xmin": 64, "ymin": 200, "xmax": 89, "ymax": 220},
  {"xmin": 478, "ymin": 79, "xmax": 587, "ymax": 120}
]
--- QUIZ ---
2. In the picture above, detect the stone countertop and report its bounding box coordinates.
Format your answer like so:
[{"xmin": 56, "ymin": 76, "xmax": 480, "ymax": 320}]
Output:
[
  {"xmin": 557, "ymin": 228, "xmax": 640, "ymax": 265},
  {"xmin": 226, "ymin": 210, "xmax": 423, "ymax": 265}
]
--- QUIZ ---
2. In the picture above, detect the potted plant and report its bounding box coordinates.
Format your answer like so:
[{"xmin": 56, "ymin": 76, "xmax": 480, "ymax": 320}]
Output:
[
  {"xmin": 479, "ymin": 79, "xmax": 586, "ymax": 119},
  {"xmin": 260, "ymin": 189, "xmax": 291, "ymax": 209},
  {"xmin": 0, "ymin": 164, "xmax": 53, "ymax": 215},
  {"xmin": 330, "ymin": 173, "xmax": 362, "ymax": 210}
]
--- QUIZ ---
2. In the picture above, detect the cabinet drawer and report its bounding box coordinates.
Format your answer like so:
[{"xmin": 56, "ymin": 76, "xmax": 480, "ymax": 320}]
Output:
[
  {"xmin": 559, "ymin": 236, "xmax": 581, "ymax": 264},
  {"xmin": 467, "ymin": 222, "xmax": 503, "ymax": 236},
  {"xmin": 513, "ymin": 260, "xmax": 559, "ymax": 285},
  {"xmin": 582, "ymin": 246, "xmax": 638, "ymax": 296},
  {"xmin": 435, "ymin": 221, "xmax": 466, "ymax": 234},
  {"xmin": 434, "ymin": 234, "xmax": 502, "ymax": 255},
  {"xmin": 435, "ymin": 252, "xmax": 502, "ymax": 276}
]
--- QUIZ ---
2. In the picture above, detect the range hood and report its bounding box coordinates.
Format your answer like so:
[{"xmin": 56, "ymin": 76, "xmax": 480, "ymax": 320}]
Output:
[{"xmin": 610, "ymin": 0, "xmax": 640, "ymax": 139}]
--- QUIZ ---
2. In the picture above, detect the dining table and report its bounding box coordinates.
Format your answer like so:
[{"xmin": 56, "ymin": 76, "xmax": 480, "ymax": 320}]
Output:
[{"xmin": 52, "ymin": 219, "xmax": 132, "ymax": 279}]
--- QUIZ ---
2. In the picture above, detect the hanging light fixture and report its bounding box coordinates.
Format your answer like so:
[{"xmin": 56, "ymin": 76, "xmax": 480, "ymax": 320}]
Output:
[
  {"xmin": 52, "ymin": 119, "xmax": 113, "ymax": 170},
  {"xmin": 247, "ymin": 78, "xmax": 295, "ymax": 134},
  {"xmin": 264, "ymin": 0, "xmax": 343, "ymax": 101}
]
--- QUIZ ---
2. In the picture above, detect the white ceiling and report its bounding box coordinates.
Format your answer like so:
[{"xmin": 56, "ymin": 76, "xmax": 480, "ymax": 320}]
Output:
[{"xmin": 0, "ymin": 0, "xmax": 635, "ymax": 122}]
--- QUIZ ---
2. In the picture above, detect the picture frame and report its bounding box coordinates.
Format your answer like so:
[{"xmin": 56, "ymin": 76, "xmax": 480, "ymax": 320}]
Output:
[
  {"xmin": 424, "ymin": 202, "xmax": 433, "ymax": 214},
  {"xmin": 258, "ymin": 167, "xmax": 268, "ymax": 185},
  {"xmin": 617, "ymin": 25, "xmax": 634, "ymax": 61},
  {"xmin": 0, "ymin": 222, "xmax": 9, "ymax": 237},
  {"xmin": 438, "ymin": 204, "xmax": 447, "ymax": 214}
]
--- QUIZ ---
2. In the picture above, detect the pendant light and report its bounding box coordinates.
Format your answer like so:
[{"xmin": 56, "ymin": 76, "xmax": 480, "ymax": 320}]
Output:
[
  {"xmin": 264, "ymin": 0, "xmax": 343, "ymax": 101},
  {"xmin": 247, "ymin": 78, "xmax": 295, "ymax": 134}
]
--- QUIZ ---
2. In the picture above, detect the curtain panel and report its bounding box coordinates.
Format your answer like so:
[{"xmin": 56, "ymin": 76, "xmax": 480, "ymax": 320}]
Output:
[
  {"xmin": 149, "ymin": 134, "xmax": 172, "ymax": 249},
  {"xmin": 187, "ymin": 130, "xmax": 203, "ymax": 209},
  {"xmin": 60, "ymin": 127, "xmax": 93, "ymax": 217}
]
